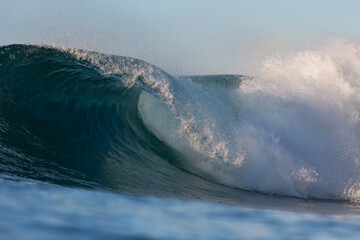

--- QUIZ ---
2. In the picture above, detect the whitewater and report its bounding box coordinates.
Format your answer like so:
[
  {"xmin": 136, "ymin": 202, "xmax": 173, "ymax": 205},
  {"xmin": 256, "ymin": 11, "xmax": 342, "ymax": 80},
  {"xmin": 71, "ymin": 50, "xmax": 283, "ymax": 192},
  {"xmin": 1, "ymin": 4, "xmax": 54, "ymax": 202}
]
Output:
[
  {"xmin": 2, "ymin": 39, "xmax": 360, "ymax": 239},
  {"xmin": 138, "ymin": 38, "xmax": 360, "ymax": 201}
]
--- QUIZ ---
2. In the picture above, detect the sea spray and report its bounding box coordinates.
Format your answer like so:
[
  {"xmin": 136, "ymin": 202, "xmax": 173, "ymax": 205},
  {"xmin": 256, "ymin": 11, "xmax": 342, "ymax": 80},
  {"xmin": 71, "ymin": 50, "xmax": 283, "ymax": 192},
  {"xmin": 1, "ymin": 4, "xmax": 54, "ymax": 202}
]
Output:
[{"xmin": 139, "ymin": 38, "xmax": 360, "ymax": 201}]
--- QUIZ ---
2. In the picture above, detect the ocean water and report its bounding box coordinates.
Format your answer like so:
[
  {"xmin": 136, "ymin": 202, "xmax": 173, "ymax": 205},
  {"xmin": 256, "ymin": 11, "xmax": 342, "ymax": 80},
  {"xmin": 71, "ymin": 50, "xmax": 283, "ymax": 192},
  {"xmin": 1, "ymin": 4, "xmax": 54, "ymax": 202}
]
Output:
[{"xmin": 1, "ymin": 42, "xmax": 360, "ymax": 239}]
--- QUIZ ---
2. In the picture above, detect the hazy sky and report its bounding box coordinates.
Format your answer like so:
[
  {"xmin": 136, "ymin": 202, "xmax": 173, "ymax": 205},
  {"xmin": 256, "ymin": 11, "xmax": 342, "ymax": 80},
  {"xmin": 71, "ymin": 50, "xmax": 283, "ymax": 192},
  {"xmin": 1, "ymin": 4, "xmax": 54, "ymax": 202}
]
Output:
[{"xmin": 1, "ymin": 0, "xmax": 359, "ymax": 75}]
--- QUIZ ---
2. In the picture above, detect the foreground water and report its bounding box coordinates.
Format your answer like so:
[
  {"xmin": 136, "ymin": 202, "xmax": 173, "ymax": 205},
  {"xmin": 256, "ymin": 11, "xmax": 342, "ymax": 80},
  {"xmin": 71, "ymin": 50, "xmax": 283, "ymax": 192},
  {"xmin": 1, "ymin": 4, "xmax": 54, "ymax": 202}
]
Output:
[
  {"xmin": 1, "ymin": 176, "xmax": 360, "ymax": 240},
  {"xmin": 2, "ymin": 42, "xmax": 360, "ymax": 239}
]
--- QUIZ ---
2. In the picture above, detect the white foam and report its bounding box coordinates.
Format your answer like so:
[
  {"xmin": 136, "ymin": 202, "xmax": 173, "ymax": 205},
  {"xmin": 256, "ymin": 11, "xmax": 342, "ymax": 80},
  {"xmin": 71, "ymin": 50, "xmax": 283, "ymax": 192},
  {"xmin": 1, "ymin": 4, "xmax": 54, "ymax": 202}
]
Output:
[
  {"xmin": 139, "ymin": 38, "xmax": 360, "ymax": 201},
  {"xmin": 232, "ymin": 38, "xmax": 360, "ymax": 200}
]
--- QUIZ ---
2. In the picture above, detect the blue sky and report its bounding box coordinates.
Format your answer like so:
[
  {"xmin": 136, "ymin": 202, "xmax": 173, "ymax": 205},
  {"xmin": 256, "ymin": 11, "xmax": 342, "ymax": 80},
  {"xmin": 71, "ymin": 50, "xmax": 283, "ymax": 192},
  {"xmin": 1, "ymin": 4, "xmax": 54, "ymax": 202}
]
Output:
[{"xmin": 1, "ymin": 0, "xmax": 359, "ymax": 75}]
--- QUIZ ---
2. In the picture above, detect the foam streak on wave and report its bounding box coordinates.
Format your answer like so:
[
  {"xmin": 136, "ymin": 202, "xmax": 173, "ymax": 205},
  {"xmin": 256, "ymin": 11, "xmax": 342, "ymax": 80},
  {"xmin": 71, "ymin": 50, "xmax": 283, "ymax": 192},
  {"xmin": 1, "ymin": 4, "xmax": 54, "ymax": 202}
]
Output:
[{"xmin": 65, "ymin": 46, "xmax": 235, "ymax": 167}]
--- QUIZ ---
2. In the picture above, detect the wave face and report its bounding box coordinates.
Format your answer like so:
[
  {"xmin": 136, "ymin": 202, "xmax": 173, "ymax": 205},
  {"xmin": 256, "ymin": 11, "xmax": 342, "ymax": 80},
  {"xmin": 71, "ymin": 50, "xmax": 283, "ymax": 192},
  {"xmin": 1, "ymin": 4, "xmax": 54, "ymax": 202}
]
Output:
[
  {"xmin": 0, "ymin": 44, "xmax": 195, "ymax": 196},
  {"xmin": 1, "ymin": 41, "xmax": 360, "ymax": 202}
]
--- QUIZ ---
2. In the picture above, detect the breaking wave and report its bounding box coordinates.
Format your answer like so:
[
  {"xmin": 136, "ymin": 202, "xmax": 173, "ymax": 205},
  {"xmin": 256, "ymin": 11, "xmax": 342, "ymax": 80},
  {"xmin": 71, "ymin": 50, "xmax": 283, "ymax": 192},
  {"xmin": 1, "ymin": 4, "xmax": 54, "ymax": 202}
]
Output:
[{"xmin": 2, "ymin": 39, "xmax": 360, "ymax": 202}]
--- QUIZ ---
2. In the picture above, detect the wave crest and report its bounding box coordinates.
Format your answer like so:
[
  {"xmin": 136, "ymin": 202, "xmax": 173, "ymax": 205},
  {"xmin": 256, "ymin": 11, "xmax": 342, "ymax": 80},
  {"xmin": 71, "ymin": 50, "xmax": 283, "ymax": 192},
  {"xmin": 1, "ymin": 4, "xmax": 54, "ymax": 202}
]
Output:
[{"xmin": 2, "ymin": 41, "xmax": 360, "ymax": 202}]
